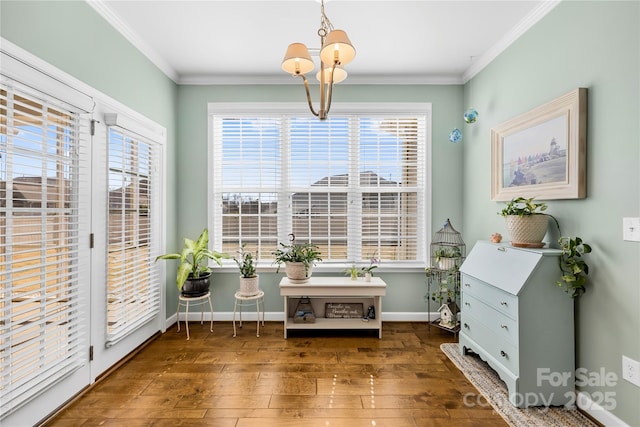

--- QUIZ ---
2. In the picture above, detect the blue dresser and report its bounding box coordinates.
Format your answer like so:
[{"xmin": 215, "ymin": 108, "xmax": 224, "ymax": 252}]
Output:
[{"xmin": 459, "ymin": 241, "xmax": 574, "ymax": 408}]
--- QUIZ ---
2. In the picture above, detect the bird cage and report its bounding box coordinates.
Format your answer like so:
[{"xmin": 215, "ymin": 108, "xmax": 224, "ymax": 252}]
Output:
[
  {"xmin": 430, "ymin": 218, "xmax": 466, "ymax": 271},
  {"xmin": 426, "ymin": 218, "xmax": 465, "ymax": 334}
]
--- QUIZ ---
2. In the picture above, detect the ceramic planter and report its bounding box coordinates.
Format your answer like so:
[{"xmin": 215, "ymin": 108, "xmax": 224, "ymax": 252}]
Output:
[
  {"xmin": 505, "ymin": 214, "xmax": 549, "ymax": 247},
  {"xmin": 239, "ymin": 275, "xmax": 260, "ymax": 296},
  {"xmin": 181, "ymin": 271, "xmax": 212, "ymax": 297},
  {"xmin": 438, "ymin": 258, "xmax": 457, "ymax": 270},
  {"xmin": 285, "ymin": 261, "xmax": 313, "ymax": 281}
]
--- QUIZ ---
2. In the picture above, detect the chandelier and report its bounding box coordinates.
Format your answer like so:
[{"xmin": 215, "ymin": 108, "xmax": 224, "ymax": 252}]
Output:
[{"xmin": 281, "ymin": 0, "xmax": 355, "ymax": 120}]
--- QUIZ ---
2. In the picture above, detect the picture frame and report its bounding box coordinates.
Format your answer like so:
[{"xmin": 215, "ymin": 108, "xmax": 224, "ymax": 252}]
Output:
[{"xmin": 491, "ymin": 88, "xmax": 587, "ymax": 201}]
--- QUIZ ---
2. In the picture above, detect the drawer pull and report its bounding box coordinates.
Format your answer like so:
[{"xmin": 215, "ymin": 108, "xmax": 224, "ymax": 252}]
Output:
[
  {"xmin": 500, "ymin": 350, "xmax": 508, "ymax": 358},
  {"xmin": 497, "ymin": 247, "xmax": 506, "ymax": 252},
  {"xmin": 463, "ymin": 323, "xmax": 470, "ymax": 329},
  {"xmin": 500, "ymin": 301, "xmax": 508, "ymax": 306},
  {"xmin": 500, "ymin": 324, "xmax": 508, "ymax": 329},
  {"xmin": 464, "ymin": 302, "xmax": 470, "ymax": 307},
  {"xmin": 464, "ymin": 283, "xmax": 471, "ymax": 288}
]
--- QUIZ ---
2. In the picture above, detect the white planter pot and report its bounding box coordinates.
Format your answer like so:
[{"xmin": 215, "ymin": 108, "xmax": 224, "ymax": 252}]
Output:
[
  {"xmin": 239, "ymin": 275, "xmax": 259, "ymax": 296},
  {"xmin": 505, "ymin": 214, "xmax": 549, "ymax": 246},
  {"xmin": 285, "ymin": 262, "xmax": 313, "ymax": 281},
  {"xmin": 438, "ymin": 258, "xmax": 457, "ymax": 270}
]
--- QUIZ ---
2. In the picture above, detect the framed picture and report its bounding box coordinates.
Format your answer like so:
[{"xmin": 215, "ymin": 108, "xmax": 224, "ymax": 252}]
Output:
[{"xmin": 491, "ymin": 88, "xmax": 587, "ymax": 201}]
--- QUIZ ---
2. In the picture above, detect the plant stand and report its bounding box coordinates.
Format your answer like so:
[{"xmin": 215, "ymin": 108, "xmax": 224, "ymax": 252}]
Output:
[
  {"xmin": 426, "ymin": 268, "xmax": 461, "ymax": 335},
  {"xmin": 233, "ymin": 290, "xmax": 265, "ymax": 337},
  {"xmin": 176, "ymin": 292, "xmax": 213, "ymax": 340}
]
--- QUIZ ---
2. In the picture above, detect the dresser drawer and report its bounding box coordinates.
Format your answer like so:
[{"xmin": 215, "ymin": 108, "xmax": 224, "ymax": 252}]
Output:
[
  {"xmin": 461, "ymin": 274, "xmax": 518, "ymax": 319},
  {"xmin": 462, "ymin": 293, "xmax": 518, "ymax": 345},
  {"xmin": 461, "ymin": 313, "xmax": 519, "ymax": 376}
]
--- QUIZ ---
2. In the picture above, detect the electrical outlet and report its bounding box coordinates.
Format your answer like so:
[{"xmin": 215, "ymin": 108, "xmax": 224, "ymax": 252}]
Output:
[
  {"xmin": 622, "ymin": 355, "xmax": 640, "ymax": 387},
  {"xmin": 623, "ymin": 217, "xmax": 640, "ymax": 241}
]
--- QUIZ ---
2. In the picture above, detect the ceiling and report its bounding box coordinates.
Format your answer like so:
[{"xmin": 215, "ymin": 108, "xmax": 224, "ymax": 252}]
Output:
[{"xmin": 89, "ymin": 0, "xmax": 558, "ymax": 85}]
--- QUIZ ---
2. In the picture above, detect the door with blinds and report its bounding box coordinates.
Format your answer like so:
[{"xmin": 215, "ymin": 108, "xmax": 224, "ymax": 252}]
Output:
[
  {"xmin": 0, "ymin": 72, "xmax": 92, "ymax": 425},
  {"xmin": 89, "ymin": 115, "xmax": 164, "ymax": 376},
  {"xmin": 1, "ymin": 48, "xmax": 165, "ymax": 425}
]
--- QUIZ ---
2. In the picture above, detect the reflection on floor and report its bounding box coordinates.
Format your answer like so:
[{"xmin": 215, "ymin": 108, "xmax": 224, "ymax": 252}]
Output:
[{"xmin": 46, "ymin": 322, "xmax": 507, "ymax": 427}]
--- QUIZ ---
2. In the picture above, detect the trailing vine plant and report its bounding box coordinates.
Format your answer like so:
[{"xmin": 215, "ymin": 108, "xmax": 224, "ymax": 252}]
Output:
[{"xmin": 556, "ymin": 236, "xmax": 592, "ymax": 298}]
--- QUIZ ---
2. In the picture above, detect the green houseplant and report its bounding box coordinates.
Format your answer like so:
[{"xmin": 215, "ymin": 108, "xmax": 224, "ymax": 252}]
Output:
[
  {"xmin": 557, "ymin": 236, "xmax": 592, "ymax": 298},
  {"xmin": 234, "ymin": 244, "xmax": 260, "ymax": 296},
  {"xmin": 498, "ymin": 196, "xmax": 558, "ymax": 247},
  {"xmin": 272, "ymin": 234, "xmax": 322, "ymax": 281},
  {"xmin": 434, "ymin": 246, "xmax": 461, "ymax": 270},
  {"xmin": 425, "ymin": 266, "xmax": 459, "ymax": 304},
  {"xmin": 499, "ymin": 196, "xmax": 548, "ymax": 217},
  {"xmin": 155, "ymin": 228, "xmax": 229, "ymax": 296},
  {"xmin": 344, "ymin": 264, "xmax": 360, "ymax": 280}
]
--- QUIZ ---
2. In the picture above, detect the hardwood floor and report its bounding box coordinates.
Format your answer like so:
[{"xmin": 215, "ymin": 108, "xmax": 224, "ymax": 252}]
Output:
[{"xmin": 45, "ymin": 321, "xmax": 508, "ymax": 427}]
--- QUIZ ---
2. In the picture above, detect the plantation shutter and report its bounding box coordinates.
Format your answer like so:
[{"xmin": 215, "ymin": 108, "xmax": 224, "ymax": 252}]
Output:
[
  {"xmin": 0, "ymin": 77, "xmax": 90, "ymax": 417},
  {"xmin": 105, "ymin": 125, "xmax": 161, "ymax": 347}
]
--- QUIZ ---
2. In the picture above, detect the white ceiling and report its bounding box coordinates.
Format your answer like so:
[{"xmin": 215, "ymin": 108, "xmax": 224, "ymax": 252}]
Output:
[{"xmin": 89, "ymin": 0, "xmax": 559, "ymax": 85}]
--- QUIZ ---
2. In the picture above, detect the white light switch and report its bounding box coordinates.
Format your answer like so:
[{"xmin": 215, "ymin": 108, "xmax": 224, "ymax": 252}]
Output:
[{"xmin": 623, "ymin": 217, "xmax": 640, "ymax": 241}]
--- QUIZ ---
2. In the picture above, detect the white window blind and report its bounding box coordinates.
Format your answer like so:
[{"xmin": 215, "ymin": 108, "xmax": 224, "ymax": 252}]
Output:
[
  {"xmin": 212, "ymin": 117, "xmax": 281, "ymax": 259},
  {"xmin": 211, "ymin": 108, "xmax": 427, "ymax": 265},
  {"xmin": 105, "ymin": 126, "xmax": 161, "ymax": 347},
  {"xmin": 0, "ymin": 80, "xmax": 89, "ymax": 417}
]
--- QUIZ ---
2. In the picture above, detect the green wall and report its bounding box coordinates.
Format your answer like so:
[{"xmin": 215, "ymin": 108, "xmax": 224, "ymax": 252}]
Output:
[
  {"xmin": 176, "ymin": 84, "xmax": 464, "ymax": 313},
  {"xmin": 462, "ymin": 1, "xmax": 640, "ymax": 424},
  {"xmin": 1, "ymin": 0, "xmax": 180, "ymax": 314},
  {"xmin": 3, "ymin": 0, "xmax": 639, "ymax": 425}
]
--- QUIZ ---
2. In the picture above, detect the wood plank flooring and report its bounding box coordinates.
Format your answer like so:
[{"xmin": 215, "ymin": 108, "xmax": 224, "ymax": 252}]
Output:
[{"xmin": 44, "ymin": 321, "xmax": 508, "ymax": 427}]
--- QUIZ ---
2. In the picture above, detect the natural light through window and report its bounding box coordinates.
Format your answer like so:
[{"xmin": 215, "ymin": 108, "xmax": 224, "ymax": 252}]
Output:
[
  {"xmin": 0, "ymin": 84, "xmax": 88, "ymax": 416},
  {"xmin": 209, "ymin": 104, "xmax": 430, "ymax": 266}
]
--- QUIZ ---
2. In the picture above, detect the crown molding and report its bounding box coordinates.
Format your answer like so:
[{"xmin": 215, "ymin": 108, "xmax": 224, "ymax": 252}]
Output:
[
  {"xmin": 86, "ymin": 0, "xmax": 559, "ymax": 87},
  {"xmin": 85, "ymin": 0, "xmax": 180, "ymax": 82},
  {"xmin": 462, "ymin": 0, "xmax": 561, "ymax": 83},
  {"xmin": 178, "ymin": 73, "xmax": 463, "ymax": 86}
]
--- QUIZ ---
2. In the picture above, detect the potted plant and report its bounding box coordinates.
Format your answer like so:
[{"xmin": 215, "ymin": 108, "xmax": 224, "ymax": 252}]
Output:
[
  {"xmin": 234, "ymin": 244, "xmax": 260, "ymax": 296},
  {"xmin": 155, "ymin": 228, "xmax": 229, "ymax": 297},
  {"xmin": 556, "ymin": 236, "xmax": 592, "ymax": 298},
  {"xmin": 344, "ymin": 264, "xmax": 360, "ymax": 280},
  {"xmin": 272, "ymin": 234, "xmax": 322, "ymax": 281},
  {"xmin": 360, "ymin": 253, "xmax": 379, "ymax": 281},
  {"xmin": 434, "ymin": 246, "xmax": 461, "ymax": 270},
  {"xmin": 498, "ymin": 196, "xmax": 558, "ymax": 247}
]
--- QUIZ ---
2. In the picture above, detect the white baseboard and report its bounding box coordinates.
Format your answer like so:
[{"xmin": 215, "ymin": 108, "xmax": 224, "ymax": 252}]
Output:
[
  {"xmin": 381, "ymin": 312, "xmax": 433, "ymax": 322},
  {"xmin": 577, "ymin": 391, "xmax": 630, "ymax": 427},
  {"xmin": 165, "ymin": 311, "xmax": 438, "ymax": 329}
]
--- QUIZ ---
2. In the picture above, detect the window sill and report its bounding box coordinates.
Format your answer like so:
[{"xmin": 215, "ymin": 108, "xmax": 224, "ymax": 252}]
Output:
[{"xmin": 216, "ymin": 262, "xmax": 428, "ymax": 275}]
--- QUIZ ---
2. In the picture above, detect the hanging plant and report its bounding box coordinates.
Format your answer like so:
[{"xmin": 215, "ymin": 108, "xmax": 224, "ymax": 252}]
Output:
[{"xmin": 556, "ymin": 236, "xmax": 592, "ymax": 298}]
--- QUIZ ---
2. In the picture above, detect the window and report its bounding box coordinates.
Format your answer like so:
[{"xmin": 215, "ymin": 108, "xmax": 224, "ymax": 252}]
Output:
[
  {"xmin": 105, "ymin": 125, "xmax": 161, "ymax": 347},
  {"xmin": 210, "ymin": 104, "xmax": 430, "ymax": 266},
  {"xmin": 0, "ymin": 80, "xmax": 89, "ymax": 416}
]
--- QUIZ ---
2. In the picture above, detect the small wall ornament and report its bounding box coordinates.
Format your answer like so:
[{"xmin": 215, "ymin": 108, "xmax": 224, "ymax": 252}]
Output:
[
  {"xmin": 449, "ymin": 128, "xmax": 463, "ymax": 143},
  {"xmin": 464, "ymin": 108, "xmax": 478, "ymax": 124}
]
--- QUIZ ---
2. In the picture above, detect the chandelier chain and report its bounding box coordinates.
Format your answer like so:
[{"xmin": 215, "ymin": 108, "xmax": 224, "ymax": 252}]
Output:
[{"xmin": 318, "ymin": 0, "xmax": 334, "ymax": 40}]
